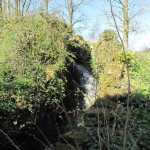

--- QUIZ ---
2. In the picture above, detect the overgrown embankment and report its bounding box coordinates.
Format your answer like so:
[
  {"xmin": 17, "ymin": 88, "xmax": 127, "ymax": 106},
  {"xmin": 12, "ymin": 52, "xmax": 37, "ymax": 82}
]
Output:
[
  {"xmin": 0, "ymin": 15, "xmax": 150, "ymax": 150},
  {"xmin": 0, "ymin": 14, "xmax": 91, "ymax": 150},
  {"xmin": 87, "ymin": 30, "xmax": 150, "ymax": 149},
  {"xmin": 0, "ymin": 14, "xmax": 69, "ymax": 150},
  {"xmin": 54, "ymin": 30, "xmax": 150, "ymax": 150}
]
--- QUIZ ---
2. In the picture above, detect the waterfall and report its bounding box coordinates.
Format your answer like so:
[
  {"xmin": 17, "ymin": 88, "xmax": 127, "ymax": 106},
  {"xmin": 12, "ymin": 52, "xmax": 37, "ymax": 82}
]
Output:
[{"xmin": 74, "ymin": 63, "xmax": 96, "ymax": 110}]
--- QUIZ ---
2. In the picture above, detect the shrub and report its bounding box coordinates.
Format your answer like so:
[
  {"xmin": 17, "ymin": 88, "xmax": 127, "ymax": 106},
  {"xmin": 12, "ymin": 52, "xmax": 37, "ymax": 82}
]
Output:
[{"xmin": 0, "ymin": 13, "xmax": 73, "ymax": 149}]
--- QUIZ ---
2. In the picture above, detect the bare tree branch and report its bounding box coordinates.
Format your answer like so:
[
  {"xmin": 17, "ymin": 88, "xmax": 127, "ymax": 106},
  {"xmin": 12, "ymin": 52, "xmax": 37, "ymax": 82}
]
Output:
[
  {"xmin": 108, "ymin": 1, "xmax": 131, "ymax": 150},
  {"xmin": 22, "ymin": 0, "xmax": 27, "ymax": 16},
  {"xmin": 73, "ymin": 0, "xmax": 84, "ymax": 11},
  {"xmin": 33, "ymin": 135, "xmax": 52, "ymax": 150},
  {"xmin": 56, "ymin": 125, "xmax": 75, "ymax": 150},
  {"xmin": 129, "ymin": 8, "xmax": 145, "ymax": 21},
  {"xmin": 114, "ymin": 0, "xmax": 124, "ymax": 6},
  {"xmin": 0, "ymin": 129, "xmax": 21, "ymax": 150},
  {"xmin": 25, "ymin": 0, "xmax": 31, "ymax": 15},
  {"xmin": 34, "ymin": 123, "xmax": 54, "ymax": 150}
]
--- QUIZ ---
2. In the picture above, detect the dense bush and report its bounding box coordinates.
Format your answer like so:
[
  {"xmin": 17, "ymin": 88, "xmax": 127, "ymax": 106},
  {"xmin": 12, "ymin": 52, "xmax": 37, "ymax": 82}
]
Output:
[
  {"xmin": 0, "ymin": 13, "xmax": 149, "ymax": 150},
  {"xmin": 90, "ymin": 29, "xmax": 150, "ymax": 149},
  {"xmin": 91, "ymin": 29, "xmax": 121, "ymax": 74},
  {"xmin": 67, "ymin": 34, "xmax": 91, "ymax": 67},
  {"xmin": 91, "ymin": 30, "xmax": 125, "ymax": 95},
  {"xmin": 0, "ymin": 14, "xmax": 74, "ymax": 149},
  {"xmin": 0, "ymin": 11, "xmax": 93, "ymax": 149}
]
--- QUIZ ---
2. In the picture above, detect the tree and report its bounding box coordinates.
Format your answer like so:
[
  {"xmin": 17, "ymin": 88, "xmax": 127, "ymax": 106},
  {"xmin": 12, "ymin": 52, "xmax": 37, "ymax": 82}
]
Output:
[
  {"xmin": 65, "ymin": 0, "xmax": 73, "ymax": 31},
  {"xmin": 3, "ymin": 0, "xmax": 10, "ymax": 19},
  {"xmin": 15, "ymin": 0, "xmax": 20, "ymax": 16},
  {"xmin": 113, "ymin": 0, "xmax": 129, "ymax": 51},
  {"xmin": 109, "ymin": 0, "xmax": 131, "ymax": 149},
  {"xmin": 26, "ymin": 0, "xmax": 31, "ymax": 15},
  {"xmin": 44, "ymin": 0, "xmax": 49, "ymax": 13},
  {"xmin": 106, "ymin": 0, "xmax": 149, "ymax": 51},
  {"xmin": 123, "ymin": 0, "xmax": 129, "ymax": 51},
  {"xmin": 6, "ymin": 0, "xmax": 10, "ymax": 18},
  {"xmin": 65, "ymin": 0, "xmax": 86, "ymax": 32},
  {"xmin": 21, "ymin": 0, "xmax": 27, "ymax": 16},
  {"xmin": 21, "ymin": 0, "xmax": 32, "ymax": 16},
  {"xmin": 0, "ymin": 0, "xmax": 2, "ymax": 20}
]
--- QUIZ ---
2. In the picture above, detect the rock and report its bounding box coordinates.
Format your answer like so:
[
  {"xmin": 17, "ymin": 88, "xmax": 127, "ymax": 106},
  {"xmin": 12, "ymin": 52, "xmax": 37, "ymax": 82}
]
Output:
[
  {"xmin": 59, "ymin": 127, "xmax": 88, "ymax": 146},
  {"xmin": 55, "ymin": 143, "xmax": 75, "ymax": 150}
]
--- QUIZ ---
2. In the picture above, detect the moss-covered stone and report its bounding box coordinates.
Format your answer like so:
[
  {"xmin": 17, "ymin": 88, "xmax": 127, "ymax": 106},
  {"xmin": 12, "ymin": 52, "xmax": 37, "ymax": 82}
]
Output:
[
  {"xmin": 67, "ymin": 35, "xmax": 91, "ymax": 67},
  {"xmin": 91, "ymin": 30, "xmax": 126, "ymax": 97}
]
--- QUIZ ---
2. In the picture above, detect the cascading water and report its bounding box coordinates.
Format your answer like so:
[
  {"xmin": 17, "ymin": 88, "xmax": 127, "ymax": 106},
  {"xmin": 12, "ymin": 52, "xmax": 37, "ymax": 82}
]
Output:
[{"xmin": 74, "ymin": 63, "xmax": 96, "ymax": 110}]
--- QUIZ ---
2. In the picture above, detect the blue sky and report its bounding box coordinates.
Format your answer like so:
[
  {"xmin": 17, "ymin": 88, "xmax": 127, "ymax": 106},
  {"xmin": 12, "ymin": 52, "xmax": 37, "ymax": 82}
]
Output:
[
  {"xmin": 77, "ymin": 0, "xmax": 150, "ymax": 51},
  {"xmin": 76, "ymin": 0, "xmax": 150, "ymax": 51},
  {"xmin": 32, "ymin": 0, "xmax": 150, "ymax": 51}
]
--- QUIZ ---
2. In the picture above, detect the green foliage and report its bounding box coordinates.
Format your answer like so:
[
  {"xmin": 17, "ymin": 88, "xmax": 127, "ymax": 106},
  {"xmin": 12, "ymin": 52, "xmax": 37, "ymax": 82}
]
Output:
[
  {"xmin": 90, "ymin": 29, "xmax": 150, "ymax": 149},
  {"xmin": 0, "ymin": 14, "xmax": 70, "ymax": 108},
  {"xmin": 0, "ymin": 12, "xmax": 149, "ymax": 150},
  {"xmin": 114, "ymin": 51, "xmax": 136, "ymax": 65},
  {"xmin": 142, "ymin": 47, "xmax": 150, "ymax": 53},
  {"xmin": 67, "ymin": 34, "xmax": 91, "ymax": 67},
  {"xmin": 101, "ymin": 29, "xmax": 118, "ymax": 41},
  {"xmin": 91, "ymin": 29, "xmax": 121, "ymax": 76},
  {"xmin": 130, "ymin": 51, "xmax": 150, "ymax": 99},
  {"xmin": 0, "ymin": 13, "xmax": 75, "ymax": 149},
  {"xmin": 91, "ymin": 30, "xmax": 124, "ymax": 95}
]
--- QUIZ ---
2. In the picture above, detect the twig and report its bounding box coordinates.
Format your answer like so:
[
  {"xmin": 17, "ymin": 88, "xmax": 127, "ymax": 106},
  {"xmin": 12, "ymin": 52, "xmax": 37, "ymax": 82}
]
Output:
[
  {"xmin": 109, "ymin": 1, "xmax": 131, "ymax": 149},
  {"xmin": 100, "ymin": 101, "xmax": 110, "ymax": 149},
  {"xmin": 56, "ymin": 74, "xmax": 81, "ymax": 150},
  {"xmin": 56, "ymin": 125, "xmax": 75, "ymax": 150},
  {"xmin": 26, "ymin": 0, "xmax": 31, "ymax": 15},
  {"xmin": 34, "ymin": 123, "xmax": 54, "ymax": 150},
  {"xmin": 33, "ymin": 135, "xmax": 52, "ymax": 150},
  {"xmin": 60, "ymin": 102, "xmax": 81, "ymax": 150},
  {"xmin": 0, "ymin": 129, "xmax": 21, "ymax": 150},
  {"xmin": 95, "ymin": 66, "xmax": 102, "ymax": 150}
]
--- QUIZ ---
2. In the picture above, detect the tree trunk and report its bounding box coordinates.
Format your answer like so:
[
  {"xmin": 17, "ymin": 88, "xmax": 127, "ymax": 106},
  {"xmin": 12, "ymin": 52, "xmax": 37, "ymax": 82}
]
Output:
[
  {"xmin": 69, "ymin": 0, "xmax": 73, "ymax": 32},
  {"xmin": 123, "ymin": 0, "xmax": 129, "ymax": 51},
  {"xmin": 6, "ymin": 0, "xmax": 10, "ymax": 19},
  {"xmin": 22, "ymin": 0, "xmax": 27, "ymax": 16},
  {"xmin": 15, "ymin": 0, "xmax": 18, "ymax": 15},
  {"xmin": 3, "ymin": 0, "xmax": 7, "ymax": 19},
  {"xmin": 15, "ymin": 0, "xmax": 20, "ymax": 16},
  {"xmin": 26, "ymin": 0, "xmax": 31, "ymax": 15},
  {"xmin": 45, "ymin": 0, "xmax": 49, "ymax": 13},
  {"xmin": 66, "ymin": 0, "xmax": 85, "ymax": 32},
  {"xmin": 8, "ymin": 0, "xmax": 10, "ymax": 17},
  {"xmin": 0, "ymin": 0, "xmax": 2, "ymax": 19}
]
